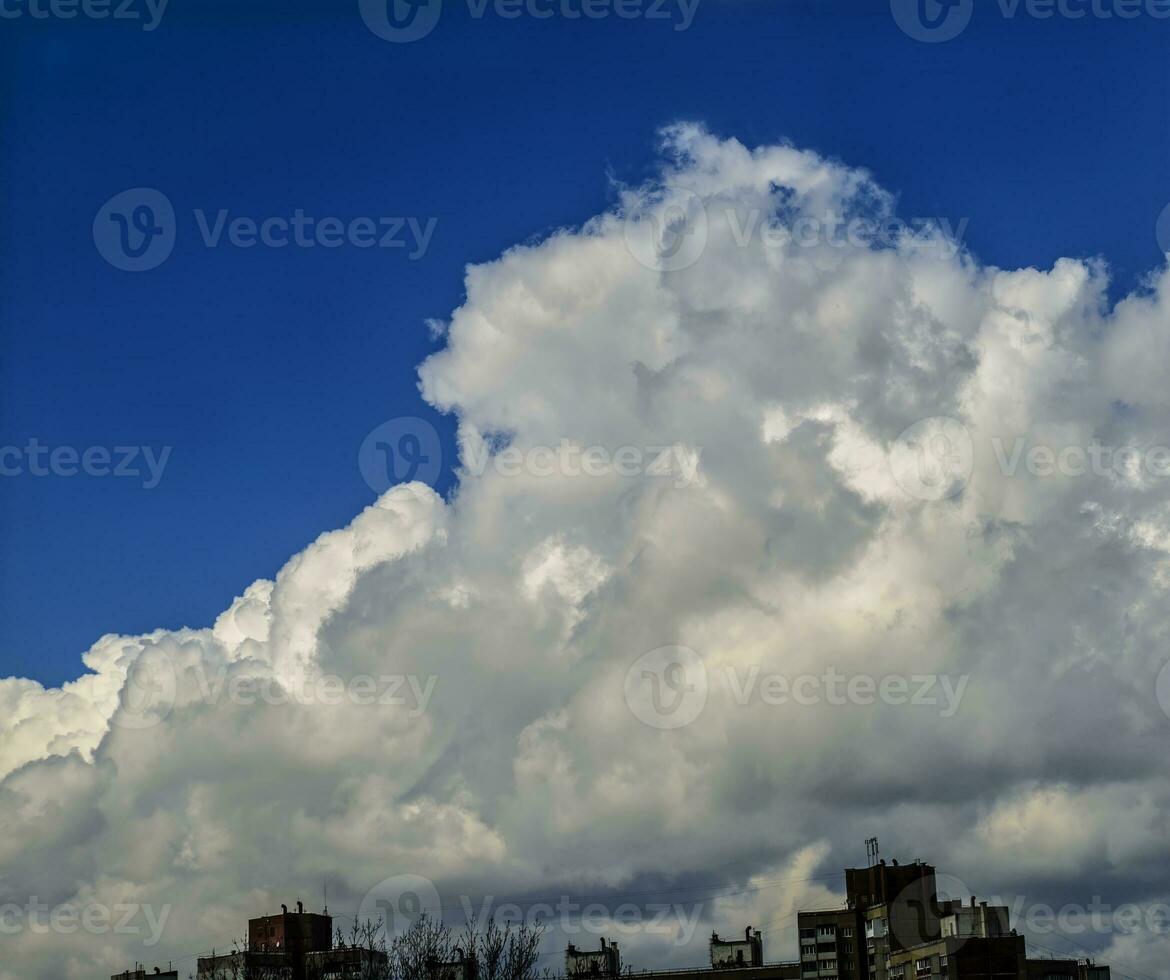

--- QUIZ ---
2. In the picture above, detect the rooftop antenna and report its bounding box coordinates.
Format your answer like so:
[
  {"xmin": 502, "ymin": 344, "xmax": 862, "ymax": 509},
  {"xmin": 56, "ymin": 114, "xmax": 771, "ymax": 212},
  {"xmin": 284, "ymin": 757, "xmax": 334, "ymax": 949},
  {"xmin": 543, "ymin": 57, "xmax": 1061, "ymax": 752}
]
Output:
[
  {"xmin": 865, "ymin": 837, "xmax": 880, "ymax": 864},
  {"xmin": 323, "ymin": 880, "xmax": 329, "ymax": 916}
]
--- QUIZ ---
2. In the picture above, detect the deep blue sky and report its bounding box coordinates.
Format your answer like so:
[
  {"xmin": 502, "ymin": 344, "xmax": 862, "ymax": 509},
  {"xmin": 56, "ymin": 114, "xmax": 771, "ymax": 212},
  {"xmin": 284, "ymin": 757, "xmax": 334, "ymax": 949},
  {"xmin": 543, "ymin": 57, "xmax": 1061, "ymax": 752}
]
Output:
[{"xmin": 1, "ymin": 0, "xmax": 1167, "ymax": 686}]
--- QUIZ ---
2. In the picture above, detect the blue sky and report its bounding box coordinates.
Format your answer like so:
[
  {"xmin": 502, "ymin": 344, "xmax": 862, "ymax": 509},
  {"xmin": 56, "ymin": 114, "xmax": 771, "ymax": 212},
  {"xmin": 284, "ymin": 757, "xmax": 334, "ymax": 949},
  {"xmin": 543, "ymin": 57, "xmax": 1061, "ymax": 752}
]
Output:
[{"xmin": 2, "ymin": 0, "xmax": 1167, "ymax": 686}]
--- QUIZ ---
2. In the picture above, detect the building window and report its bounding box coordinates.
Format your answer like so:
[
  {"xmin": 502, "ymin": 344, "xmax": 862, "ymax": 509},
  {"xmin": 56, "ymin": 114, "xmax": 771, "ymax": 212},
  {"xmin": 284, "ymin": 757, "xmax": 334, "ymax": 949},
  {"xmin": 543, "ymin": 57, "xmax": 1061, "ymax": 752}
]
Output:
[
  {"xmin": 842, "ymin": 928, "xmax": 853, "ymax": 938},
  {"xmin": 801, "ymin": 929, "xmax": 817, "ymax": 940}
]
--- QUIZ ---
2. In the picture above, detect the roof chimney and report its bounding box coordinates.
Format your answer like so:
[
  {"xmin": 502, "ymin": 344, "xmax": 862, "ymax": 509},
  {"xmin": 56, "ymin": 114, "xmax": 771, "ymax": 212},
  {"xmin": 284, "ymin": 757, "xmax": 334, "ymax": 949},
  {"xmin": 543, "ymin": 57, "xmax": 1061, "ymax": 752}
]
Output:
[
  {"xmin": 281, "ymin": 904, "xmax": 288, "ymax": 914},
  {"xmin": 745, "ymin": 927, "xmax": 752, "ymax": 942},
  {"xmin": 297, "ymin": 901, "xmax": 304, "ymax": 914}
]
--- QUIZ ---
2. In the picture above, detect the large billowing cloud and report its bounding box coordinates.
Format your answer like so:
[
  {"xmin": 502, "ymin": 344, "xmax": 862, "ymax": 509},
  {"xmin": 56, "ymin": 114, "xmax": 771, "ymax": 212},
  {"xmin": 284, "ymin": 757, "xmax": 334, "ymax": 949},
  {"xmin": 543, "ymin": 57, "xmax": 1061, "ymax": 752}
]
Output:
[{"xmin": 3, "ymin": 124, "xmax": 1170, "ymax": 979}]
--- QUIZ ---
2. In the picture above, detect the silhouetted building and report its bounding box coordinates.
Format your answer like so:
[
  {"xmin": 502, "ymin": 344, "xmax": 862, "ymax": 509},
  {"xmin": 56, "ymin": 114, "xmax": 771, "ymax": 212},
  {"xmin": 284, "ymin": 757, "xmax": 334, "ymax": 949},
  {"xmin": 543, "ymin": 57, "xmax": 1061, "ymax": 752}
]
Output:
[
  {"xmin": 428, "ymin": 946, "xmax": 479, "ymax": 980},
  {"xmin": 712, "ymin": 928, "xmax": 764, "ymax": 969},
  {"xmin": 578, "ymin": 926, "xmax": 798, "ymax": 980},
  {"xmin": 197, "ymin": 903, "xmax": 385, "ymax": 980},
  {"xmin": 567, "ymin": 939, "xmax": 621, "ymax": 978},
  {"xmin": 798, "ymin": 908, "xmax": 861, "ymax": 980},
  {"xmin": 1025, "ymin": 959, "xmax": 1110, "ymax": 980},
  {"xmin": 887, "ymin": 933, "xmax": 1025, "ymax": 980}
]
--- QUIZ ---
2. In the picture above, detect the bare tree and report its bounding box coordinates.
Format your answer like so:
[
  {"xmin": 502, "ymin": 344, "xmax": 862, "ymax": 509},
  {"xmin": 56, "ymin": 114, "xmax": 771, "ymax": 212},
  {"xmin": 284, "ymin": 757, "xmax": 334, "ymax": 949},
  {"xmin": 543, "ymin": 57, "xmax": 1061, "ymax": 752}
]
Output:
[{"xmin": 463, "ymin": 915, "xmax": 545, "ymax": 980}]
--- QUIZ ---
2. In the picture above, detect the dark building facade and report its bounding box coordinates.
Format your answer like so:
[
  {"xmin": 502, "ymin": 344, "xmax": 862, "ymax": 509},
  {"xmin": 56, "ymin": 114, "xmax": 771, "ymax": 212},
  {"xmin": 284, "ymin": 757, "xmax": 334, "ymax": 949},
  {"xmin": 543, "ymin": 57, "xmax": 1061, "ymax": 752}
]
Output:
[
  {"xmin": 249, "ymin": 903, "xmax": 334, "ymax": 956},
  {"xmin": 797, "ymin": 907, "xmax": 861, "ymax": 980},
  {"xmin": 711, "ymin": 928, "xmax": 765, "ymax": 969},
  {"xmin": 197, "ymin": 905, "xmax": 386, "ymax": 980},
  {"xmin": 566, "ymin": 939, "xmax": 622, "ymax": 977}
]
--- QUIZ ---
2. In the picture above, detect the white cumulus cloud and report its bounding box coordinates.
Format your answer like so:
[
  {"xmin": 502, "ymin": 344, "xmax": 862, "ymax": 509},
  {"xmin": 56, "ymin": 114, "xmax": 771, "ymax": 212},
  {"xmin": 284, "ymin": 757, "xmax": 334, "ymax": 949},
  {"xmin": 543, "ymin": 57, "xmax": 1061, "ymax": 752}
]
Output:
[{"xmin": 3, "ymin": 124, "xmax": 1170, "ymax": 979}]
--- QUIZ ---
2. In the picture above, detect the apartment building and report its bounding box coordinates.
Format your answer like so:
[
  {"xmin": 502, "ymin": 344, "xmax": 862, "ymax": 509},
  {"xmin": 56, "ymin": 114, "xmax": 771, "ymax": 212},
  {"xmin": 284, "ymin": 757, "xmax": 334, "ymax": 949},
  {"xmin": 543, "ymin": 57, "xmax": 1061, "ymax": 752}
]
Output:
[
  {"xmin": 579, "ymin": 927, "xmax": 799, "ymax": 980},
  {"xmin": 566, "ymin": 938, "xmax": 622, "ymax": 977},
  {"xmin": 194, "ymin": 904, "xmax": 388, "ymax": 980},
  {"xmin": 797, "ymin": 908, "xmax": 861, "ymax": 980},
  {"xmin": 801, "ymin": 854, "xmax": 1112, "ymax": 980},
  {"xmin": 711, "ymin": 928, "xmax": 764, "ymax": 969},
  {"xmin": 886, "ymin": 934, "xmax": 1026, "ymax": 980}
]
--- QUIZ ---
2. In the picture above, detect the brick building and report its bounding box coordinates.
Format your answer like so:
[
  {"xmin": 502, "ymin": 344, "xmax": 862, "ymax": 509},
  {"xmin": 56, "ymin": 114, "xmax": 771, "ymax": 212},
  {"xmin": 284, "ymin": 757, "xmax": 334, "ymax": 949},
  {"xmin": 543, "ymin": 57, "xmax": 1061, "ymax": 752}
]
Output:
[{"xmin": 196, "ymin": 904, "xmax": 387, "ymax": 980}]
